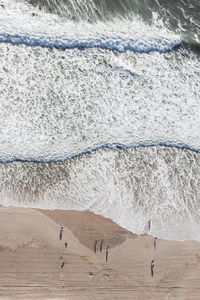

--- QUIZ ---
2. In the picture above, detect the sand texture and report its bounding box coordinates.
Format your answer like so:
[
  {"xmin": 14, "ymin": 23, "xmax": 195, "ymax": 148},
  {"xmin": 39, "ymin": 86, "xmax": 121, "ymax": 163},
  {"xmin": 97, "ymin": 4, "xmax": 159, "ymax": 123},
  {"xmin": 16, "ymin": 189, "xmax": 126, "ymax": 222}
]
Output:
[{"xmin": 0, "ymin": 207, "xmax": 200, "ymax": 299}]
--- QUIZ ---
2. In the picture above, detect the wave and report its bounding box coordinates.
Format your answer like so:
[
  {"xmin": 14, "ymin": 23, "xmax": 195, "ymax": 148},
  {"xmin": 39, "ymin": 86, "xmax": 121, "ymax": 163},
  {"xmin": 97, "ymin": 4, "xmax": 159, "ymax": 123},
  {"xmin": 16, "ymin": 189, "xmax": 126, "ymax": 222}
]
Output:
[
  {"xmin": 1, "ymin": 141, "xmax": 200, "ymax": 164},
  {"xmin": 0, "ymin": 32, "xmax": 181, "ymax": 53},
  {"xmin": 24, "ymin": 0, "xmax": 200, "ymax": 45},
  {"xmin": 0, "ymin": 0, "xmax": 181, "ymax": 54},
  {"xmin": 1, "ymin": 146, "xmax": 200, "ymax": 241},
  {"xmin": 1, "ymin": 0, "xmax": 198, "ymax": 52}
]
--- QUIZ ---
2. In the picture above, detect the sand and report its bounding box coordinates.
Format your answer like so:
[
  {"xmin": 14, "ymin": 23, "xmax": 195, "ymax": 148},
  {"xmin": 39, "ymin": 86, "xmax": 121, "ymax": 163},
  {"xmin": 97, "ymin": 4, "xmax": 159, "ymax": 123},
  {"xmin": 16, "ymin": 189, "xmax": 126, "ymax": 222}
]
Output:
[{"xmin": 0, "ymin": 207, "xmax": 200, "ymax": 299}]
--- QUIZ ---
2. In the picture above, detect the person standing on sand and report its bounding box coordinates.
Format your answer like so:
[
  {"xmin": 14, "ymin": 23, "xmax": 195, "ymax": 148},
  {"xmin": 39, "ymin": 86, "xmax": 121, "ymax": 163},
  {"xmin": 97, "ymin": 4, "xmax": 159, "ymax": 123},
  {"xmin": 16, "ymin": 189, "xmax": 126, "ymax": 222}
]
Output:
[
  {"xmin": 100, "ymin": 240, "xmax": 103, "ymax": 252},
  {"xmin": 154, "ymin": 237, "xmax": 157, "ymax": 250},
  {"xmin": 61, "ymin": 262, "xmax": 65, "ymax": 268},
  {"xmin": 94, "ymin": 240, "xmax": 97, "ymax": 253},
  {"xmin": 148, "ymin": 219, "xmax": 151, "ymax": 232},
  {"xmin": 65, "ymin": 242, "xmax": 68, "ymax": 248},
  {"xmin": 60, "ymin": 226, "xmax": 63, "ymax": 240},
  {"xmin": 106, "ymin": 245, "xmax": 109, "ymax": 263},
  {"xmin": 151, "ymin": 260, "xmax": 155, "ymax": 277}
]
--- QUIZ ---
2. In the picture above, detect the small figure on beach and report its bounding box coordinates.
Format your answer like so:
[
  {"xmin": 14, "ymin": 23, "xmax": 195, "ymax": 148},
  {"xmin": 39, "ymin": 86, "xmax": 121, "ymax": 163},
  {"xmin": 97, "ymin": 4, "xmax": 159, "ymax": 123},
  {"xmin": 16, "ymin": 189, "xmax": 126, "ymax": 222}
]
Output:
[
  {"xmin": 148, "ymin": 219, "xmax": 151, "ymax": 232},
  {"xmin": 154, "ymin": 237, "xmax": 157, "ymax": 250},
  {"xmin": 65, "ymin": 242, "xmax": 68, "ymax": 248},
  {"xmin": 94, "ymin": 240, "xmax": 98, "ymax": 253},
  {"xmin": 151, "ymin": 260, "xmax": 154, "ymax": 277},
  {"xmin": 100, "ymin": 240, "xmax": 103, "ymax": 252},
  {"xmin": 106, "ymin": 245, "xmax": 109, "ymax": 263},
  {"xmin": 61, "ymin": 262, "xmax": 65, "ymax": 268},
  {"xmin": 60, "ymin": 226, "xmax": 64, "ymax": 240}
]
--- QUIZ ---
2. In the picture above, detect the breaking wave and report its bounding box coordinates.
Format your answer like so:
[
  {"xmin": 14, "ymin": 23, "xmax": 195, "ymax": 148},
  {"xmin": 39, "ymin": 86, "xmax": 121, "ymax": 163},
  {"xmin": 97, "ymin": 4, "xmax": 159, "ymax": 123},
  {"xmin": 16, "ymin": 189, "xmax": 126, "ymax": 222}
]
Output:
[
  {"xmin": 24, "ymin": 0, "xmax": 200, "ymax": 45},
  {"xmin": 1, "ymin": 146, "xmax": 200, "ymax": 241},
  {"xmin": 0, "ymin": 32, "xmax": 181, "ymax": 53}
]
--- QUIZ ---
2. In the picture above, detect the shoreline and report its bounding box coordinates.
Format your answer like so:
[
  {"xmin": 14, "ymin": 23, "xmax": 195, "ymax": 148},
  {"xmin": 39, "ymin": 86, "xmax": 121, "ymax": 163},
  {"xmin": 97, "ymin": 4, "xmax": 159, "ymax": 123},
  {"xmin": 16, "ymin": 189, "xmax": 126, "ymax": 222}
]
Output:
[{"xmin": 0, "ymin": 206, "xmax": 200, "ymax": 299}]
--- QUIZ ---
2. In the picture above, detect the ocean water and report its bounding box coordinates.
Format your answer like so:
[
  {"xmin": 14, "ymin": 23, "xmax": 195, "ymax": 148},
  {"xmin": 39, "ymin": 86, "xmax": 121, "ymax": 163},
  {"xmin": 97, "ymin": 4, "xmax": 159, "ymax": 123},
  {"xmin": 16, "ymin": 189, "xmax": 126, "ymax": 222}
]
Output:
[{"xmin": 0, "ymin": 0, "xmax": 200, "ymax": 240}]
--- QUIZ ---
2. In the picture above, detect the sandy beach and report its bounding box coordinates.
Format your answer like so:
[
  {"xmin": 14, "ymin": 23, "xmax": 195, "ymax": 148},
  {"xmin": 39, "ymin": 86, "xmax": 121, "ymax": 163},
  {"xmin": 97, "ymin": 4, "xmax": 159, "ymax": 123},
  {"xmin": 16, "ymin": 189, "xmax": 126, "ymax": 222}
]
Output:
[{"xmin": 0, "ymin": 207, "xmax": 200, "ymax": 299}]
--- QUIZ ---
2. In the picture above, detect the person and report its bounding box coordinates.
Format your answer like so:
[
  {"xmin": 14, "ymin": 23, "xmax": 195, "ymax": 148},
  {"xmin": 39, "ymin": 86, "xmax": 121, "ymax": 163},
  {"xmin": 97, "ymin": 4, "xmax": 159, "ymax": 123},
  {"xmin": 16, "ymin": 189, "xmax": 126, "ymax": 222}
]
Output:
[
  {"xmin": 154, "ymin": 237, "xmax": 157, "ymax": 250},
  {"xmin": 94, "ymin": 240, "xmax": 97, "ymax": 253},
  {"xmin": 100, "ymin": 240, "xmax": 103, "ymax": 252},
  {"xmin": 61, "ymin": 262, "xmax": 65, "ymax": 268},
  {"xmin": 148, "ymin": 219, "xmax": 151, "ymax": 232},
  {"xmin": 106, "ymin": 246, "xmax": 109, "ymax": 263},
  {"xmin": 151, "ymin": 260, "xmax": 155, "ymax": 277},
  {"xmin": 60, "ymin": 226, "xmax": 64, "ymax": 240},
  {"xmin": 65, "ymin": 242, "xmax": 68, "ymax": 248}
]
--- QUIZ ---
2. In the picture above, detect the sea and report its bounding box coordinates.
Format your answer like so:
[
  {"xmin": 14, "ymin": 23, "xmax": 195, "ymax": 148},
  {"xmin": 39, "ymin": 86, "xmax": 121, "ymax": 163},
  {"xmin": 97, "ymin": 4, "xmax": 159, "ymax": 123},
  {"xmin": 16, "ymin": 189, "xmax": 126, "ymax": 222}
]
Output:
[{"xmin": 0, "ymin": 0, "xmax": 200, "ymax": 240}]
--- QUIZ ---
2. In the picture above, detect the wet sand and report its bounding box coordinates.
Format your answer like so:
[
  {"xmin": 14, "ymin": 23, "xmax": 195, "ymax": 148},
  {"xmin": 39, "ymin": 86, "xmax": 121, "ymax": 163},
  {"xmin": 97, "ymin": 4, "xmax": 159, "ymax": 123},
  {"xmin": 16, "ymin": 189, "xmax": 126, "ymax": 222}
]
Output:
[{"xmin": 0, "ymin": 206, "xmax": 200, "ymax": 299}]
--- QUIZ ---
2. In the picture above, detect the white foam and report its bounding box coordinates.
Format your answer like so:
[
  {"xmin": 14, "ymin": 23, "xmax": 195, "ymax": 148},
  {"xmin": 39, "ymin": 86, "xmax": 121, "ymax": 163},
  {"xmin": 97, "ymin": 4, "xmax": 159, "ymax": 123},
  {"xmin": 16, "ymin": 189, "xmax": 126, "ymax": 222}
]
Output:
[
  {"xmin": 0, "ymin": 44, "xmax": 199, "ymax": 159},
  {"xmin": 0, "ymin": 0, "xmax": 181, "ymax": 54},
  {"xmin": 0, "ymin": 148, "xmax": 200, "ymax": 241},
  {"xmin": 0, "ymin": 0, "xmax": 200, "ymax": 242}
]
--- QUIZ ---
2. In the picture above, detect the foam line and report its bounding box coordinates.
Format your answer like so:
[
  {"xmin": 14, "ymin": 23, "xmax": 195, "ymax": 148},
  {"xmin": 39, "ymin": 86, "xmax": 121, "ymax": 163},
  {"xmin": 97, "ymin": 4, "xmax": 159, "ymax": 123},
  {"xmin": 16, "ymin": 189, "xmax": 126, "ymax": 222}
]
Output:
[
  {"xmin": 0, "ymin": 141, "xmax": 199, "ymax": 164},
  {"xmin": 0, "ymin": 33, "xmax": 181, "ymax": 53}
]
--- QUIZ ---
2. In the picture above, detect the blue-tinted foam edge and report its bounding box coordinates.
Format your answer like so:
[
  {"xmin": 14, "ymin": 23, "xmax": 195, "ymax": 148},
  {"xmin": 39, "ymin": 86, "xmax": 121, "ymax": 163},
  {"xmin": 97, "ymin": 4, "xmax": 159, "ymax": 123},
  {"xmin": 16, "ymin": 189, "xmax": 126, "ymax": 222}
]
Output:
[{"xmin": 0, "ymin": 141, "xmax": 199, "ymax": 164}]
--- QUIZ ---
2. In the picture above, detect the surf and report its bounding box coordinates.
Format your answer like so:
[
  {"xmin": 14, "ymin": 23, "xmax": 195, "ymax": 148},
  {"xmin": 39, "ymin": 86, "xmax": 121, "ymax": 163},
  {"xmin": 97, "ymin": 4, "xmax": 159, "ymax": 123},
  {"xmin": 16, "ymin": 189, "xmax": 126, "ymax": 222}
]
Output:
[
  {"xmin": 1, "ymin": 146, "xmax": 200, "ymax": 241},
  {"xmin": 0, "ymin": 32, "xmax": 181, "ymax": 53},
  {"xmin": 0, "ymin": 0, "xmax": 200, "ymax": 242}
]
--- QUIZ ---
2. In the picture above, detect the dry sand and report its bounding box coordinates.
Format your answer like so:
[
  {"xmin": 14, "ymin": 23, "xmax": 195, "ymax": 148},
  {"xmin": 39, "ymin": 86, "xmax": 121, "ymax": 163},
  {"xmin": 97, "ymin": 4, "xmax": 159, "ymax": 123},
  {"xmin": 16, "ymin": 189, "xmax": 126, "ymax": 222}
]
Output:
[{"xmin": 0, "ymin": 207, "xmax": 200, "ymax": 299}]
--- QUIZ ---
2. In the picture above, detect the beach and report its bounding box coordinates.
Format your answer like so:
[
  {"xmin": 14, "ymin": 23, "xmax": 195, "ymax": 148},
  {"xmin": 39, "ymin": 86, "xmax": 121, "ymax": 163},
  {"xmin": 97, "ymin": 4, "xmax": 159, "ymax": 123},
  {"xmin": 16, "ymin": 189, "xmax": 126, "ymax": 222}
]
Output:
[
  {"xmin": 1, "ymin": 0, "xmax": 200, "ymax": 299},
  {"xmin": 0, "ymin": 206, "xmax": 199, "ymax": 299}
]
